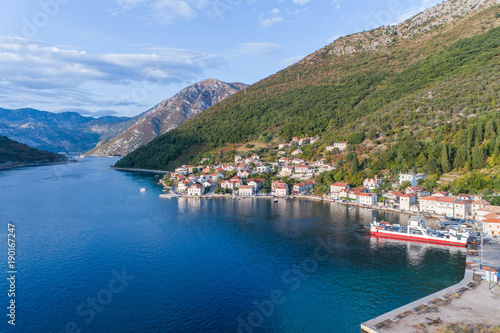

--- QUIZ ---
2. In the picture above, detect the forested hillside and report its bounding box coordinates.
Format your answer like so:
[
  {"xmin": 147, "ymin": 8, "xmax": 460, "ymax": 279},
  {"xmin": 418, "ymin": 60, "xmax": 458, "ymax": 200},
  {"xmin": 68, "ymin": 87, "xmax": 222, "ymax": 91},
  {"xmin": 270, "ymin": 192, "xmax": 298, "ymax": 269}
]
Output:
[
  {"xmin": 115, "ymin": 0, "xmax": 500, "ymax": 180},
  {"xmin": 0, "ymin": 136, "xmax": 66, "ymax": 166}
]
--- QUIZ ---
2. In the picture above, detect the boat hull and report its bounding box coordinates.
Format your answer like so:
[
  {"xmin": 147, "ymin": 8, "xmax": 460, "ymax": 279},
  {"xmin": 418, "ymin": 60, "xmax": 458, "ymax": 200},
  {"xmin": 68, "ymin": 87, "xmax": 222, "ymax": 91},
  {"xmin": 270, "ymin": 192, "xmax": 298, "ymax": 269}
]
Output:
[{"xmin": 370, "ymin": 230, "xmax": 467, "ymax": 247}]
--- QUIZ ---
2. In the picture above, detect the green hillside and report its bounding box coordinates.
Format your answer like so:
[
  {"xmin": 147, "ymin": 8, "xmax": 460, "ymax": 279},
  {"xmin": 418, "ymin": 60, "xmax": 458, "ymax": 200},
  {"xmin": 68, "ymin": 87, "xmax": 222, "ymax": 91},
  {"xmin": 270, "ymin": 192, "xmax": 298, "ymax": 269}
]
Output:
[
  {"xmin": 0, "ymin": 136, "xmax": 66, "ymax": 166},
  {"xmin": 116, "ymin": 1, "xmax": 500, "ymax": 177}
]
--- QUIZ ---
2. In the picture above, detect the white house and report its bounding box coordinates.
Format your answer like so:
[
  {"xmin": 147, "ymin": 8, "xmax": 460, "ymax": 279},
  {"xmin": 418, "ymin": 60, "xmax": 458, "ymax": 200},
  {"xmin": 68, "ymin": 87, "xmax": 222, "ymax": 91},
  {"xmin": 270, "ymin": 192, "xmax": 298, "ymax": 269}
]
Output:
[
  {"xmin": 334, "ymin": 141, "xmax": 348, "ymax": 151},
  {"xmin": 399, "ymin": 172, "xmax": 426, "ymax": 187},
  {"xmin": 358, "ymin": 193, "xmax": 378, "ymax": 206},
  {"xmin": 419, "ymin": 196, "xmax": 472, "ymax": 219},
  {"xmin": 483, "ymin": 218, "xmax": 500, "ymax": 236},
  {"xmin": 363, "ymin": 175, "xmax": 382, "ymax": 190},
  {"xmin": 177, "ymin": 180, "xmax": 192, "ymax": 193},
  {"xmin": 291, "ymin": 149, "xmax": 302, "ymax": 156},
  {"xmin": 256, "ymin": 165, "xmax": 272, "ymax": 174},
  {"xmin": 237, "ymin": 169, "xmax": 253, "ymax": 178},
  {"xmin": 239, "ymin": 185, "xmax": 255, "ymax": 196},
  {"xmin": 400, "ymin": 193, "xmax": 417, "ymax": 211},
  {"xmin": 247, "ymin": 179, "xmax": 265, "ymax": 190},
  {"xmin": 274, "ymin": 183, "xmax": 289, "ymax": 197},
  {"xmin": 294, "ymin": 165, "xmax": 311, "ymax": 174},
  {"xmin": 330, "ymin": 182, "xmax": 350, "ymax": 194},
  {"xmin": 325, "ymin": 145, "xmax": 336, "ymax": 152},
  {"xmin": 221, "ymin": 177, "xmax": 242, "ymax": 190},
  {"xmin": 472, "ymin": 199, "xmax": 491, "ymax": 218},
  {"xmin": 281, "ymin": 166, "xmax": 294, "ymax": 176},
  {"xmin": 203, "ymin": 180, "xmax": 214, "ymax": 188},
  {"xmin": 175, "ymin": 167, "xmax": 188, "ymax": 175},
  {"xmin": 293, "ymin": 180, "xmax": 315, "ymax": 194},
  {"xmin": 187, "ymin": 184, "xmax": 204, "ymax": 196},
  {"xmin": 318, "ymin": 165, "xmax": 333, "ymax": 173}
]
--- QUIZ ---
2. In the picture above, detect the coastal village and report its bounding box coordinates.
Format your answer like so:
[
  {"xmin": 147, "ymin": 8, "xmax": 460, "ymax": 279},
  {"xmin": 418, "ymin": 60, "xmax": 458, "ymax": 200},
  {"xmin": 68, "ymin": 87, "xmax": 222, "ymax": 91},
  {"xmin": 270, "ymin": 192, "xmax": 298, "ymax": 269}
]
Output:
[{"xmin": 159, "ymin": 136, "xmax": 500, "ymax": 238}]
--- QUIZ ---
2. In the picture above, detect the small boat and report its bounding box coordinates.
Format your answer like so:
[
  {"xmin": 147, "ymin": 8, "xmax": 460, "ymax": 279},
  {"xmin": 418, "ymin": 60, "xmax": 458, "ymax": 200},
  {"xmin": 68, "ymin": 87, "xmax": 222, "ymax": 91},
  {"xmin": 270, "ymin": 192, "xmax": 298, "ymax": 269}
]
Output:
[
  {"xmin": 274, "ymin": 198, "xmax": 278, "ymax": 203},
  {"xmin": 140, "ymin": 188, "xmax": 148, "ymax": 192}
]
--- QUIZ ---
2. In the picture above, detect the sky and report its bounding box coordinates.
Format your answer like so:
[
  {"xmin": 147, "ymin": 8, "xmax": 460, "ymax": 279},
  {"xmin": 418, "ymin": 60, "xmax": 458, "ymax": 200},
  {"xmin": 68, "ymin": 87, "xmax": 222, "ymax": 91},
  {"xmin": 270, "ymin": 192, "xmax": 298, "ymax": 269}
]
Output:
[{"xmin": 0, "ymin": 0, "xmax": 442, "ymax": 117}]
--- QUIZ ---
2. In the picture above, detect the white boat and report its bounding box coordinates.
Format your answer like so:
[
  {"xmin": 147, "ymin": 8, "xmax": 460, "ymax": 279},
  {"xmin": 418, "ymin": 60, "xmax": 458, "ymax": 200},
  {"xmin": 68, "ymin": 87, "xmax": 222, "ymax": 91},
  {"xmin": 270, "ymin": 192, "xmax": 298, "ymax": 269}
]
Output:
[
  {"xmin": 369, "ymin": 215, "xmax": 468, "ymax": 247},
  {"xmin": 140, "ymin": 188, "xmax": 148, "ymax": 192}
]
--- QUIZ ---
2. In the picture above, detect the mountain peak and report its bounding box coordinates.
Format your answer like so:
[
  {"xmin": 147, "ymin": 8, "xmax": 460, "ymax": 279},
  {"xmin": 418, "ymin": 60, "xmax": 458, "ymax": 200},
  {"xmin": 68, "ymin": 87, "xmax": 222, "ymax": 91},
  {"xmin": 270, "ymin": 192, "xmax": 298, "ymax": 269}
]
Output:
[{"xmin": 88, "ymin": 79, "xmax": 247, "ymax": 156}]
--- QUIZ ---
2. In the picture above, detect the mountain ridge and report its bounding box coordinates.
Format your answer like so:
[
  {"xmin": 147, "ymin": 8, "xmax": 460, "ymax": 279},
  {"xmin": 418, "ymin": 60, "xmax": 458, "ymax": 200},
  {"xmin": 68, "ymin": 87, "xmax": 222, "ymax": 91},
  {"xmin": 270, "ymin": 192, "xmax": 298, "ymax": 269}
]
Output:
[
  {"xmin": 88, "ymin": 79, "xmax": 247, "ymax": 156},
  {"xmin": 114, "ymin": 0, "xmax": 500, "ymax": 171}
]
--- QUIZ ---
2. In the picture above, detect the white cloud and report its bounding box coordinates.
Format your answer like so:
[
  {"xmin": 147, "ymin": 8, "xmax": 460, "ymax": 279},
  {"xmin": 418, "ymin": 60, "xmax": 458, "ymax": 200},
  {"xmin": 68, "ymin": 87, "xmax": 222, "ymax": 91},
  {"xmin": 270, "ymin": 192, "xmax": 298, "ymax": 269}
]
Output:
[
  {"xmin": 0, "ymin": 36, "xmax": 222, "ymax": 113},
  {"xmin": 112, "ymin": 0, "xmax": 211, "ymax": 23},
  {"xmin": 238, "ymin": 42, "xmax": 283, "ymax": 57},
  {"xmin": 260, "ymin": 16, "xmax": 284, "ymax": 28},
  {"xmin": 271, "ymin": 8, "xmax": 280, "ymax": 15},
  {"xmin": 292, "ymin": 0, "xmax": 311, "ymax": 5}
]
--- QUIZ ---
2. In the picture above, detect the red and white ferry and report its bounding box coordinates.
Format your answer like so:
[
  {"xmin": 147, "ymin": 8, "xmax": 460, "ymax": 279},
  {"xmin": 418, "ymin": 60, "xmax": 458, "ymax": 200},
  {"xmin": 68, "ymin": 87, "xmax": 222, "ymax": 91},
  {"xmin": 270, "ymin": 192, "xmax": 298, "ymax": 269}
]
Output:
[{"xmin": 369, "ymin": 215, "xmax": 468, "ymax": 247}]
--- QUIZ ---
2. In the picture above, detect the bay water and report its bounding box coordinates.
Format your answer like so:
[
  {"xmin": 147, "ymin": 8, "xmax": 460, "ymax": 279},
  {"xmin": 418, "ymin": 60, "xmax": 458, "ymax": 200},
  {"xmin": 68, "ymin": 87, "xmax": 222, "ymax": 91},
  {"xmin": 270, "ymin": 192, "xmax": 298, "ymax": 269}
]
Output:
[{"xmin": 0, "ymin": 157, "xmax": 466, "ymax": 332}]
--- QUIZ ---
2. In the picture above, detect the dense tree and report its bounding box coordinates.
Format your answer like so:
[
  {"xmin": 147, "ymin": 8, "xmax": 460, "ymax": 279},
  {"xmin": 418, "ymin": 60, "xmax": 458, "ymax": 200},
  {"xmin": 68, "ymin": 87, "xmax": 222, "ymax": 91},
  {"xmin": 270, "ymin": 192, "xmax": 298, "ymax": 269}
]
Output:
[
  {"xmin": 471, "ymin": 142, "xmax": 485, "ymax": 170},
  {"xmin": 441, "ymin": 145, "xmax": 451, "ymax": 173},
  {"xmin": 454, "ymin": 147, "xmax": 467, "ymax": 170}
]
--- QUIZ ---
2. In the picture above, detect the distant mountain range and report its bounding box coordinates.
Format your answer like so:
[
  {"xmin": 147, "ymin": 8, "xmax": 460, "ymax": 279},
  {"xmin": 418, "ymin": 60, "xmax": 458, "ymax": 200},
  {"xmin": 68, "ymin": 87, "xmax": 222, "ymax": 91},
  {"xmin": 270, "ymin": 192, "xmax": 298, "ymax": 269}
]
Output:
[
  {"xmin": 0, "ymin": 79, "xmax": 246, "ymax": 155},
  {"xmin": 88, "ymin": 79, "xmax": 247, "ymax": 156},
  {"xmin": 0, "ymin": 135, "xmax": 66, "ymax": 167},
  {"xmin": 0, "ymin": 108, "xmax": 134, "ymax": 154}
]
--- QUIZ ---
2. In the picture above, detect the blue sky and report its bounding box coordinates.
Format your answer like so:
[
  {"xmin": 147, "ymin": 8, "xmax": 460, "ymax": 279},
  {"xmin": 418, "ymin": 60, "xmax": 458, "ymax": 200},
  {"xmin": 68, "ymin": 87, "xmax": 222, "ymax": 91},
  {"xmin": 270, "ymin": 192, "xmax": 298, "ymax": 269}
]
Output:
[{"xmin": 0, "ymin": 0, "xmax": 441, "ymax": 117}]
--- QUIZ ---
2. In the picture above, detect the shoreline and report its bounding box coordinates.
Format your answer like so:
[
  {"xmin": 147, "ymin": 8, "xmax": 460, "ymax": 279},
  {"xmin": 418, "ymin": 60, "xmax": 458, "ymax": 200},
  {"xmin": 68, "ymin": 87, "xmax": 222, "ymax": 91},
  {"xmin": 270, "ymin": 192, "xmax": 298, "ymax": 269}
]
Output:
[
  {"xmin": 0, "ymin": 159, "xmax": 75, "ymax": 171},
  {"xmin": 112, "ymin": 166, "xmax": 168, "ymax": 174}
]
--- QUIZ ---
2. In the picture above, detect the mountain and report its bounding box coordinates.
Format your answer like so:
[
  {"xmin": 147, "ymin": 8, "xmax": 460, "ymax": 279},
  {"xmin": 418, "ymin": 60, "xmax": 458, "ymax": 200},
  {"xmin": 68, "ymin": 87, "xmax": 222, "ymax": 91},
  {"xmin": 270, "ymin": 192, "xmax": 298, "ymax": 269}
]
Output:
[
  {"xmin": 0, "ymin": 108, "xmax": 134, "ymax": 153},
  {"xmin": 0, "ymin": 135, "xmax": 66, "ymax": 167},
  {"xmin": 115, "ymin": 0, "xmax": 500, "ymax": 171},
  {"xmin": 88, "ymin": 79, "xmax": 247, "ymax": 156}
]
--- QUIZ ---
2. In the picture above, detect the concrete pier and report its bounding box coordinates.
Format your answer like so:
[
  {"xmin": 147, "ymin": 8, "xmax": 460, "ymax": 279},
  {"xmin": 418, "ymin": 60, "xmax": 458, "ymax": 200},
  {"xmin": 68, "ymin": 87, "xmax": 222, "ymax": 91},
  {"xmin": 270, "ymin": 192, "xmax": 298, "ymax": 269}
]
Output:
[{"xmin": 361, "ymin": 238, "xmax": 500, "ymax": 332}]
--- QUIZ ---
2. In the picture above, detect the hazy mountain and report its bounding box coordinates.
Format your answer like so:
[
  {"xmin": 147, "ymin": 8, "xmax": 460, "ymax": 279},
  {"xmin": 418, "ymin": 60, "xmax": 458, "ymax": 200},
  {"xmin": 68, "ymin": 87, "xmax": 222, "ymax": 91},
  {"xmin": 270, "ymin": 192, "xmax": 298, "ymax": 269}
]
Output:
[{"xmin": 0, "ymin": 108, "xmax": 134, "ymax": 153}]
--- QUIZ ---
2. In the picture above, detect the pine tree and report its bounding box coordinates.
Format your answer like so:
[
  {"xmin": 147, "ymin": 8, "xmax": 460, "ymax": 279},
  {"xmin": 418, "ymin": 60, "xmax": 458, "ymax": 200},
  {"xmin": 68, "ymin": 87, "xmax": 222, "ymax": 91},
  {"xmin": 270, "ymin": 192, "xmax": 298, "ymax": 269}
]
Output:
[{"xmin": 441, "ymin": 145, "xmax": 451, "ymax": 173}]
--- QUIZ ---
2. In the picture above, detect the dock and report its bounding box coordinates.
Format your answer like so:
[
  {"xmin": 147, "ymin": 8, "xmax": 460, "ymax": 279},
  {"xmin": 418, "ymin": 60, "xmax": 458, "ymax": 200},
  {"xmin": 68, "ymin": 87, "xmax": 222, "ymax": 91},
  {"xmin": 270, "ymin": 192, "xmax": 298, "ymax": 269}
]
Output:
[{"xmin": 361, "ymin": 239, "xmax": 500, "ymax": 332}]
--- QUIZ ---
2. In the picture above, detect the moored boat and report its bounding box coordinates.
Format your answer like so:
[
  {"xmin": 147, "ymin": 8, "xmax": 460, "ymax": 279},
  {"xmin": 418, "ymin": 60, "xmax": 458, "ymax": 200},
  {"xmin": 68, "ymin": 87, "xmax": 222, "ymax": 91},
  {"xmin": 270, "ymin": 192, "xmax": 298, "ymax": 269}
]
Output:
[{"xmin": 369, "ymin": 215, "xmax": 468, "ymax": 247}]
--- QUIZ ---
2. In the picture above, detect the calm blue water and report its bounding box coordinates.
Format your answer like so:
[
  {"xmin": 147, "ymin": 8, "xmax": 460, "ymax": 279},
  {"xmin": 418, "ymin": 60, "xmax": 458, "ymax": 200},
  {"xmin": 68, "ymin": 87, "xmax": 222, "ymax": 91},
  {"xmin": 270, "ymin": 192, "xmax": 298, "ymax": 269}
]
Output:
[{"xmin": 0, "ymin": 157, "xmax": 466, "ymax": 333}]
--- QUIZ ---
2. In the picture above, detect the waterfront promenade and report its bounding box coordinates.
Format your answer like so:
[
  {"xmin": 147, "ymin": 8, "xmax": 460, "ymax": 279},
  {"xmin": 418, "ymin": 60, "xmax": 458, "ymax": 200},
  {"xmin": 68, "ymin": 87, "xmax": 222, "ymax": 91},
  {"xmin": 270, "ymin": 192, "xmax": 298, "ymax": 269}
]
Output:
[{"xmin": 361, "ymin": 239, "xmax": 500, "ymax": 332}]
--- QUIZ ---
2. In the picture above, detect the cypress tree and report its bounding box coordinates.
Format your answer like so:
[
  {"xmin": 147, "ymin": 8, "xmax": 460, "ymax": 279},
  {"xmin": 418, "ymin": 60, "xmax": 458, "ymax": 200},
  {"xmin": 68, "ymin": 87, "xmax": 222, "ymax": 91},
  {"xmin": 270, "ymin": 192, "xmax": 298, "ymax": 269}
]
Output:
[
  {"xmin": 472, "ymin": 142, "xmax": 485, "ymax": 170},
  {"xmin": 350, "ymin": 153, "xmax": 359, "ymax": 174},
  {"xmin": 494, "ymin": 137, "xmax": 500, "ymax": 159},
  {"xmin": 485, "ymin": 119, "xmax": 496, "ymax": 141},
  {"xmin": 441, "ymin": 145, "xmax": 451, "ymax": 173},
  {"xmin": 477, "ymin": 123, "xmax": 484, "ymax": 142},
  {"xmin": 454, "ymin": 147, "xmax": 467, "ymax": 170}
]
